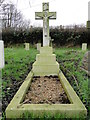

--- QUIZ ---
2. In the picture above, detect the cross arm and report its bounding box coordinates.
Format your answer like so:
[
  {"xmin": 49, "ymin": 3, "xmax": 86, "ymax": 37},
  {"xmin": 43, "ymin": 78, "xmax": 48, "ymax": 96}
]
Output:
[
  {"xmin": 48, "ymin": 12, "xmax": 56, "ymax": 19},
  {"xmin": 35, "ymin": 12, "xmax": 43, "ymax": 20}
]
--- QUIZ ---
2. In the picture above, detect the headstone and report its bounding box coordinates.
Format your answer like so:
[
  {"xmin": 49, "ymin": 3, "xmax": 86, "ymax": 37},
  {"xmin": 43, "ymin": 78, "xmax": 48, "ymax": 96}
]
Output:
[
  {"xmin": 35, "ymin": 3, "xmax": 56, "ymax": 46},
  {"xmin": 82, "ymin": 43, "xmax": 87, "ymax": 51},
  {"xmin": 24, "ymin": 43, "xmax": 29, "ymax": 50},
  {"xmin": 37, "ymin": 43, "xmax": 41, "ymax": 51},
  {"xmin": 33, "ymin": 2, "xmax": 59, "ymax": 76},
  {"xmin": 0, "ymin": 40, "xmax": 4, "ymax": 69}
]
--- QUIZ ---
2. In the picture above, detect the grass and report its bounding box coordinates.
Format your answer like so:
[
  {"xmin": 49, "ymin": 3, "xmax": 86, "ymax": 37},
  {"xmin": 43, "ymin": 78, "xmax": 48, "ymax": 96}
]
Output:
[
  {"xmin": 55, "ymin": 48, "xmax": 88, "ymax": 108},
  {"xmin": 2, "ymin": 46, "xmax": 38, "ymax": 89},
  {"xmin": 1, "ymin": 46, "xmax": 89, "ymax": 120}
]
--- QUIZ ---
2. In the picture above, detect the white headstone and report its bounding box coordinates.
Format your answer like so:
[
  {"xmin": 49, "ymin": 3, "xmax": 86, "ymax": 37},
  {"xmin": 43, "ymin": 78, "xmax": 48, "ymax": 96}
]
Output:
[
  {"xmin": 37, "ymin": 43, "xmax": 41, "ymax": 51},
  {"xmin": 88, "ymin": 1, "xmax": 90, "ymax": 20},
  {"xmin": 35, "ymin": 3, "xmax": 56, "ymax": 47},
  {"xmin": 82, "ymin": 43, "xmax": 87, "ymax": 51},
  {"xmin": 0, "ymin": 40, "xmax": 4, "ymax": 69},
  {"xmin": 24, "ymin": 43, "xmax": 29, "ymax": 50}
]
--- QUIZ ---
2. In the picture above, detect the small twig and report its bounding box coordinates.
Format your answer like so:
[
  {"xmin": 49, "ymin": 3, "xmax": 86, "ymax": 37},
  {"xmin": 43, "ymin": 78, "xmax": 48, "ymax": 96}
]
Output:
[{"xmin": 17, "ymin": 99, "xmax": 30, "ymax": 108}]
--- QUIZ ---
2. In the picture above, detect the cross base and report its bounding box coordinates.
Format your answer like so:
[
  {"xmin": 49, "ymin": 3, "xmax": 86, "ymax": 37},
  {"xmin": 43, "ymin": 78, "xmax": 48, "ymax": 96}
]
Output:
[{"xmin": 32, "ymin": 46, "xmax": 59, "ymax": 76}]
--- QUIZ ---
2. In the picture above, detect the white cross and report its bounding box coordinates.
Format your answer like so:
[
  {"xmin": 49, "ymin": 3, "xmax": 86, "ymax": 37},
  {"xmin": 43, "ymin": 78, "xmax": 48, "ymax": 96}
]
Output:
[{"xmin": 35, "ymin": 2, "xmax": 56, "ymax": 46}]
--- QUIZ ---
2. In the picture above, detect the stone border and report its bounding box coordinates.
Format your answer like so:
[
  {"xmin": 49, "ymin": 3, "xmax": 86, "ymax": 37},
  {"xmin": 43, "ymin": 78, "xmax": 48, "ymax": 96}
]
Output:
[{"xmin": 5, "ymin": 70, "xmax": 87, "ymax": 119}]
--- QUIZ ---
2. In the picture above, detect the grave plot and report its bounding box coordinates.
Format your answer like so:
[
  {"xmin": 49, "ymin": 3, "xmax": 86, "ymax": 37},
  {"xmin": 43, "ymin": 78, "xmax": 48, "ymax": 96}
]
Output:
[
  {"xmin": 6, "ymin": 71, "xmax": 87, "ymax": 119},
  {"xmin": 5, "ymin": 2, "xmax": 87, "ymax": 119},
  {"xmin": 23, "ymin": 76, "xmax": 70, "ymax": 104}
]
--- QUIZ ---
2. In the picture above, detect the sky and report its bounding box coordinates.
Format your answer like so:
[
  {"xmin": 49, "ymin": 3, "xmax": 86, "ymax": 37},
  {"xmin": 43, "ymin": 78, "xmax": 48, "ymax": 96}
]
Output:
[{"xmin": 6, "ymin": 0, "xmax": 89, "ymax": 27}]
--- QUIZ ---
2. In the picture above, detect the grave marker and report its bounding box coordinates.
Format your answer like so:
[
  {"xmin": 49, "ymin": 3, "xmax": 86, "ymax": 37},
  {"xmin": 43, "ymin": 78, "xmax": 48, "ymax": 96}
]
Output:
[
  {"xmin": 37, "ymin": 43, "xmax": 41, "ymax": 51},
  {"xmin": 35, "ymin": 3, "xmax": 56, "ymax": 46},
  {"xmin": 33, "ymin": 2, "xmax": 59, "ymax": 76},
  {"xmin": 0, "ymin": 40, "xmax": 4, "ymax": 69},
  {"xmin": 82, "ymin": 43, "xmax": 87, "ymax": 51},
  {"xmin": 24, "ymin": 43, "xmax": 29, "ymax": 50},
  {"xmin": 6, "ymin": 2, "xmax": 87, "ymax": 119}
]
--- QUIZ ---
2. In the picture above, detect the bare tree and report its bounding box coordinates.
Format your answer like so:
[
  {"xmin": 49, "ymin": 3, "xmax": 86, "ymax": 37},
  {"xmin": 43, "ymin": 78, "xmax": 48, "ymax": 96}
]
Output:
[
  {"xmin": 0, "ymin": 0, "xmax": 5, "ymax": 6},
  {"xmin": 1, "ymin": 1, "xmax": 30, "ymax": 29}
]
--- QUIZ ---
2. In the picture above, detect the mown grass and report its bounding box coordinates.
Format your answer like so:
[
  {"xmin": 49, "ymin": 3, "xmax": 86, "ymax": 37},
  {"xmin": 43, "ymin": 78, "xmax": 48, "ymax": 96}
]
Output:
[
  {"xmin": 2, "ymin": 46, "xmax": 38, "ymax": 112},
  {"xmin": 2, "ymin": 46, "xmax": 37, "ymax": 88},
  {"xmin": 1, "ymin": 46, "xmax": 89, "ymax": 120}
]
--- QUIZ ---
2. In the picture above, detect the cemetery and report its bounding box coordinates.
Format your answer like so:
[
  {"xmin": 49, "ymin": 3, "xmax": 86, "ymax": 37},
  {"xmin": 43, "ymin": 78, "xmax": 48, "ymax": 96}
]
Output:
[{"xmin": 0, "ymin": 1, "xmax": 90, "ymax": 120}]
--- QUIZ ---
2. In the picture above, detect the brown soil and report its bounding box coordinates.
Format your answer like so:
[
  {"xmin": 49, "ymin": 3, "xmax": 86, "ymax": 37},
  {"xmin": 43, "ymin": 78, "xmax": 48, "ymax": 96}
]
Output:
[{"xmin": 23, "ymin": 76, "xmax": 70, "ymax": 104}]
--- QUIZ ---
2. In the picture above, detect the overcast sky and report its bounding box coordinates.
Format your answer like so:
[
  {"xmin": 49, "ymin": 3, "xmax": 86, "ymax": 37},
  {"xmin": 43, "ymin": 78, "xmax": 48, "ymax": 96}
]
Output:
[{"xmin": 7, "ymin": 0, "xmax": 89, "ymax": 26}]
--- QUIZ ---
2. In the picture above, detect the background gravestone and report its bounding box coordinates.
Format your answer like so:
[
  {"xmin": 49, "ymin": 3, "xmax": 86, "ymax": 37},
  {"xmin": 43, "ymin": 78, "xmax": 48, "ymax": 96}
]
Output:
[
  {"xmin": 0, "ymin": 40, "xmax": 4, "ymax": 69},
  {"xmin": 37, "ymin": 43, "xmax": 41, "ymax": 51},
  {"xmin": 82, "ymin": 43, "xmax": 87, "ymax": 51},
  {"xmin": 0, "ymin": 40, "xmax": 4, "ymax": 119},
  {"xmin": 24, "ymin": 43, "xmax": 29, "ymax": 50}
]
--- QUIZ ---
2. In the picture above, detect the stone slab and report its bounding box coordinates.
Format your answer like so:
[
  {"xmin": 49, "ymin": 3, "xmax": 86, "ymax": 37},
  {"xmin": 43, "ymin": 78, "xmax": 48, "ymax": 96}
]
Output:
[
  {"xmin": 40, "ymin": 46, "xmax": 53, "ymax": 55},
  {"xmin": 33, "ymin": 62, "xmax": 59, "ymax": 76},
  {"xmin": 37, "ymin": 43, "xmax": 41, "ymax": 51},
  {"xmin": 82, "ymin": 43, "xmax": 87, "ymax": 51},
  {"xmin": 24, "ymin": 43, "xmax": 29, "ymax": 50},
  {"xmin": 5, "ymin": 70, "xmax": 87, "ymax": 119},
  {"xmin": 36, "ymin": 54, "xmax": 56, "ymax": 64},
  {"xmin": 32, "ymin": 46, "xmax": 59, "ymax": 76}
]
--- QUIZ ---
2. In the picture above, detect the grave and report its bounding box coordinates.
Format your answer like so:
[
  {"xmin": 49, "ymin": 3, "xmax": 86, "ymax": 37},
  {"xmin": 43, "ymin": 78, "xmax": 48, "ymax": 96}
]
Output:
[
  {"xmin": 37, "ymin": 43, "xmax": 41, "ymax": 51},
  {"xmin": 0, "ymin": 40, "xmax": 4, "ymax": 119},
  {"xmin": 82, "ymin": 43, "xmax": 87, "ymax": 51},
  {"xmin": 33, "ymin": 2, "xmax": 59, "ymax": 76},
  {"xmin": 24, "ymin": 43, "xmax": 29, "ymax": 50},
  {"xmin": 0, "ymin": 40, "xmax": 4, "ymax": 69},
  {"xmin": 6, "ymin": 2, "xmax": 87, "ymax": 119}
]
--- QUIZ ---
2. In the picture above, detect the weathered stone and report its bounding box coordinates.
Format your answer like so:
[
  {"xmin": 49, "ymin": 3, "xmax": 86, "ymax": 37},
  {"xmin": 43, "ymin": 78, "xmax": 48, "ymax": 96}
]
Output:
[
  {"xmin": 0, "ymin": 40, "xmax": 4, "ymax": 69},
  {"xmin": 32, "ymin": 46, "xmax": 59, "ymax": 76},
  {"xmin": 82, "ymin": 43, "xmax": 87, "ymax": 51},
  {"xmin": 35, "ymin": 3, "xmax": 56, "ymax": 46},
  {"xmin": 5, "ymin": 70, "xmax": 87, "ymax": 119},
  {"xmin": 37, "ymin": 43, "xmax": 41, "ymax": 51},
  {"xmin": 24, "ymin": 43, "xmax": 29, "ymax": 50}
]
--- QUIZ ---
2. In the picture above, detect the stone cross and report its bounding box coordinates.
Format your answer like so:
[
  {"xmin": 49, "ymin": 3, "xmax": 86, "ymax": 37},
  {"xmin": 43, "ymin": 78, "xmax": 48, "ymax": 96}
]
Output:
[{"xmin": 35, "ymin": 2, "xmax": 56, "ymax": 46}]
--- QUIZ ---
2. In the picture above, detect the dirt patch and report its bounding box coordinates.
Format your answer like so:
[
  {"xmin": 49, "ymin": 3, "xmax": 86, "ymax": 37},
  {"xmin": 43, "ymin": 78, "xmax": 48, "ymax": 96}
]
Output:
[{"xmin": 23, "ymin": 76, "xmax": 70, "ymax": 104}]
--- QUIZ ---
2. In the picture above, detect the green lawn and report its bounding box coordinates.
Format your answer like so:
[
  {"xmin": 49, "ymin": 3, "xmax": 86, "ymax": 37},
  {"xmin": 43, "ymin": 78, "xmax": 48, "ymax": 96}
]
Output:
[
  {"xmin": 55, "ymin": 48, "xmax": 88, "ymax": 108},
  {"xmin": 2, "ymin": 46, "xmax": 89, "ymax": 119}
]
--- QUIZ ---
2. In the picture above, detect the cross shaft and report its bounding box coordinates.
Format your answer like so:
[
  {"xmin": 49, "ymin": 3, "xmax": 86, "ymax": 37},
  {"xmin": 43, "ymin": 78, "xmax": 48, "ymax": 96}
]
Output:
[{"xmin": 35, "ymin": 2, "xmax": 56, "ymax": 46}]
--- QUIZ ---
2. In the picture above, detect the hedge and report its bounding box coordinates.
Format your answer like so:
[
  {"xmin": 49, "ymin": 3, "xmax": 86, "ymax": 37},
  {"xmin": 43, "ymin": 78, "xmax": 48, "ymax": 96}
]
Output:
[{"xmin": 2, "ymin": 27, "xmax": 89, "ymax": 46}]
